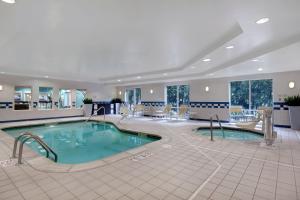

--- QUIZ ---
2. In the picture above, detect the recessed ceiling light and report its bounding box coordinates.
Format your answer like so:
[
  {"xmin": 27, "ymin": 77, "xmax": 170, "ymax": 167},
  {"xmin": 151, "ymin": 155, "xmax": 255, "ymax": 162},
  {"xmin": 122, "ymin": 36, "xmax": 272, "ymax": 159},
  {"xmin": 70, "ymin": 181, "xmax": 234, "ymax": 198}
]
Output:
[
  {"xmin": 117, "ymin": 79, "xmax": 121, "ymax": 82},
  {"xmin": 203, "ymin": 58, "xmax": 211, "ymax": 62},
  {"xmin": 256, "ymin": 17, "xmax": 269, "ymax": 24},
  {"xmin": 252, "ymin": 59, "xmax": 259, "ymax": 62},
  {"xmin": 226, "ymin": 45, "xmax": 234, "ymax": 49},
  {"xmin": 191, "ymin": 66, "xmax": 196, "ymax": 69},
  {"xmin": 0, "ymin": 72, "xmax": 5, "ymax": 74},
  {"xmin": 257, "ymin": 68, "xmax": 263, "ymax": 71},
  {"xmin": 208, "ymin": 73, "xmax": 214, "ymax": 76},
  {"xmin": 137, "ymin": 76, "xmax": 141, "ymax": 79},
  {"xmin": 1, "ymin": 0, "xmax": 15, "ymax": 3},
  {"xmin": 44, "ymin": 75, "xmax": 49, "ymax": 78},
  {"xmin": 163, "ymin": 73, "xmax": 168, "ymax": 76}
]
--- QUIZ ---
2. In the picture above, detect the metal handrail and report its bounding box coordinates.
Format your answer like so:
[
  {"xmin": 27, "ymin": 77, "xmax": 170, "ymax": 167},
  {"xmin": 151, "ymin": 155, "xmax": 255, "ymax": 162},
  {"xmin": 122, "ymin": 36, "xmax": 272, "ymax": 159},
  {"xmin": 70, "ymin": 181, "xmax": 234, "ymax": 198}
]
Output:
[
  {"xmin": 12, "ymin": 132, "xmax": 57, "ymax": 164},
  {"xmin": 86, "ymin": 106, "xmax": 106, "ymax": 122},
  {"xmin": 209, "ymin": 114, "xmax": 225, "ymax": 141},
  {"xmin": 210, "ymin": 117, "xmax": 213, "ymax": 141},
  {"xmin": 215, "ymin": 115, "xmax": 225, "ymax": 138}
]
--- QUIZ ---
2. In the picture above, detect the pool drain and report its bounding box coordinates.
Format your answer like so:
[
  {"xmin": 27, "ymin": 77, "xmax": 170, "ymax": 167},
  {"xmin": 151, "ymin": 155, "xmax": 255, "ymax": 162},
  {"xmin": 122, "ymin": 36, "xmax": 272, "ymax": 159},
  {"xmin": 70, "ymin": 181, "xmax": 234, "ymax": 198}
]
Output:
[{"xmin": 130, "ymin": 151, "xmax": 153, "ymax": 162}]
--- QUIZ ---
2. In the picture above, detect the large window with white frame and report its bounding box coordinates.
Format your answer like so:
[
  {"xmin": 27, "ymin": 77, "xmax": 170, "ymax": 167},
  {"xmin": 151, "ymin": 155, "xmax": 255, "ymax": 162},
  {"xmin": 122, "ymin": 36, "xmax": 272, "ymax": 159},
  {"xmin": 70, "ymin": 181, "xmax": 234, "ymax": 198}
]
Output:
[
  {"xmin": 125, "ymin": 88, "xmax": 141, "ymax": 105},
  {"xmin": 38, "ymin": 87, "xmax": 53, "ymax": 109},
  {"xmin": 14, "ymin": 86, "xmax": 32, "ymax": 110},
  {"xmin": 75, "ymin": 89, "xmax": 86, "ymax": 108},
  {"xmin": 230, "ymin": 79, "xmax": 273, "ymax": 110},
  {"xmin": 166, "ymin": 85, "xmax": 190, "ymax": 111},
  {"xmin": 58, "ymin": 89, "xmax": 72, "ymax": 109}
]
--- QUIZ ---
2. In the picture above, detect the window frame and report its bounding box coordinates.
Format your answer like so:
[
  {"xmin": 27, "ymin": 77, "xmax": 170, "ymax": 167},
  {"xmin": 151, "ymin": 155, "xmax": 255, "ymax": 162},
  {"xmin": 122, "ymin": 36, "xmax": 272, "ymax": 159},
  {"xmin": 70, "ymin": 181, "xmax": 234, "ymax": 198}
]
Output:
[{"xmin": 14, "ymin": 86, "xmax": 32, "ymax": 110}]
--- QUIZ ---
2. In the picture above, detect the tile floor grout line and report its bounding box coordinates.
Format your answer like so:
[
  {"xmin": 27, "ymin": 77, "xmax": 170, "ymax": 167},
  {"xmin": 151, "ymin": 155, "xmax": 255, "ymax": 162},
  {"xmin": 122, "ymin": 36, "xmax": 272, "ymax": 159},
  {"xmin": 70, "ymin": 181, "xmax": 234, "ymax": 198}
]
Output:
[
  {"xmin": 194, "ymin": 145, "xmax": 300, "ymax": 169},
  {"xmin": 250, "ymin": 159, "xmax": 266, "ymax": 200},
  {"xmin": 178, "ymin": 132, "xmax": 222, "ymax": 200}
]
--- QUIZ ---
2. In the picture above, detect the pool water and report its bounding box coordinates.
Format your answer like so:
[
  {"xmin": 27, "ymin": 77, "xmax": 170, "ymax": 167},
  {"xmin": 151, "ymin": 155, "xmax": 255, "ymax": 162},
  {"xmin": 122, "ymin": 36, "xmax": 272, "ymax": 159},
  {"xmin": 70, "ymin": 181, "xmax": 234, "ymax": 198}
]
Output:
[
  {"xmin": 197, "ymin": 128, "xmax": 263, "ymax": 141},
  {"xmin": 4, "ymin": 121, "xmax": 159, "ymax": 164}
]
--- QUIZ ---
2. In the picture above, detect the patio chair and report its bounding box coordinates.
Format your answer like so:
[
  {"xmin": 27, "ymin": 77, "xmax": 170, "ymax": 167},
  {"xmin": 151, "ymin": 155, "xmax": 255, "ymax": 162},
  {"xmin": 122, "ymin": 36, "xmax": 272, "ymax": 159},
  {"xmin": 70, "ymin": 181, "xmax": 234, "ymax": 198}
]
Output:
[
  {"xmin": 229, "ymin": 106, "xmax": 244, "ymax": 121},
  {"xmin": 119, "ymin": 105, "xmax": 130, "ymax": 121},
  {"xmin": 236, "ymin": 109, "xmax": 263, "ymax": 130},
  {"xmin": 133, "ymin": 104, "xmax": 144, "ymax": 117},
  {"xmin": 173, "ymin": 105, "xmax": 189, "ymax": 119},
  {"xmin": 151, "ymin": 104, "xmax": 172, "ymax": 119}
]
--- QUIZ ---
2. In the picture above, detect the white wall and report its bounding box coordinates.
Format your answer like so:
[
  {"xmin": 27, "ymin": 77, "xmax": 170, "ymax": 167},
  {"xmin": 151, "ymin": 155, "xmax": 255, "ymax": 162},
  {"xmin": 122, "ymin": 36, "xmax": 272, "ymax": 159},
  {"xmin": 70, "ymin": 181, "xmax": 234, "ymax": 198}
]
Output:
[
  {"xmin": 0, "ymin": 74, "xmax": 116, "ymax": 122},
  {"xmin": 118, "ymin": 71, "xmax": 300, "ymax": 126}
]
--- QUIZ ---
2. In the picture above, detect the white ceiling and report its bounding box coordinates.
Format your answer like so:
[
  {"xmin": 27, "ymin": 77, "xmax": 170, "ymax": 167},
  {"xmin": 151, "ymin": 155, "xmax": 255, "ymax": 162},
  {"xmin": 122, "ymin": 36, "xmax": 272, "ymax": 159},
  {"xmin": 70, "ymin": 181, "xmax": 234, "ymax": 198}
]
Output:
[{"xmin": 0, "ymin": 0, "xmax": 300, "ymax": 85}]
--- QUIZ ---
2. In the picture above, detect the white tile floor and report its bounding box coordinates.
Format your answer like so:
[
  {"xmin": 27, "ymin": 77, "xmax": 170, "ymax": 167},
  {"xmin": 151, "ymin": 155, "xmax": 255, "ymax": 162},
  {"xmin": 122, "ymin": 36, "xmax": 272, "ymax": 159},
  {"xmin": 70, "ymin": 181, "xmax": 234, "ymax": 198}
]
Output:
[{"xmin": 0, "ymin": 115, "xmax": 300, "ymax": 200}]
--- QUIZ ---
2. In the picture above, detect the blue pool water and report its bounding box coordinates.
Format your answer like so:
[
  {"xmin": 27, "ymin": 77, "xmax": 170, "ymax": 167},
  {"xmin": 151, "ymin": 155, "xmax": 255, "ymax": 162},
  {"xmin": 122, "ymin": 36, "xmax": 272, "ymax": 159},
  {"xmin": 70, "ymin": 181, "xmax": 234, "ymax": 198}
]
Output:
[
  {"xmin": 3, "ymin": 121, "xmax": 159, "ymax": 164},
  {"xmin": 197, "ymin": 128, "xmax": 263, "ymax": 141}
]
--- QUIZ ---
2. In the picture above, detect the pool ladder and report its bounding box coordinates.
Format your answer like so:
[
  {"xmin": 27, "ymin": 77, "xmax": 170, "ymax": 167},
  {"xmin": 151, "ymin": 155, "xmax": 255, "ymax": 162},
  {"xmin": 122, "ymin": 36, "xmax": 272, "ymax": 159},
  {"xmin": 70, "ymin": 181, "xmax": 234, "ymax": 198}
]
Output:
[
  {"xmin": 86, "ymin": 106, "xmax": 106, "ymax": 122},
  {"xmin": 209, "ymin": 114, "xmax": 225, "ymax": 141},
  {"xmin": 12, "ymin": 132, "xmax": 58, "ymax": 164}
]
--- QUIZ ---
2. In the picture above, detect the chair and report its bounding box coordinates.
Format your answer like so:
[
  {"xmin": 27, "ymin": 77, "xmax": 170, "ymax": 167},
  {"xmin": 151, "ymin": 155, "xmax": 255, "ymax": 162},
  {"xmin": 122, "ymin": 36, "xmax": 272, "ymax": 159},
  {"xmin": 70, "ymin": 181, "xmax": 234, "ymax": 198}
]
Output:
[
  {"xmin": 119, "ymin": 105, "xmax": 130, "ymax": 121},
  {"xmin": 236, "ymin": 109, "xmax": 263, "ymax": 130},
  {"xmin": 151, "ymin": 104, "xmax": 172, "ymax": 119},
  {"xmin": 177, "ymin": 105, "xmax": 189, "ymax": 119},
  {"xmin": 229, "ymin": 106, "xmax": 244, "ymax": 121},
  {"xmin": 133, "ymin": 104, "xmax": 144, "ymax": 117}
]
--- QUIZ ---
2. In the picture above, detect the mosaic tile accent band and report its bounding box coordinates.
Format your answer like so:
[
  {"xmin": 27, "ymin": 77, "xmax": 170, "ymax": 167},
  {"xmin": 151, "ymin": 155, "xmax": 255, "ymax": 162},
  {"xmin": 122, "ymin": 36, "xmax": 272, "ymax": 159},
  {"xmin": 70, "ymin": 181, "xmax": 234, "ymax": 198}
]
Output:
[
  {"xmin": 273, "ymin": 102, "xmax": 289, "ymax": 110},
  {"xmin": 190, "ymin": 101, "xmax": 229, "ymax": 109},
  {"xmin": 141, "ymin": 101, "xmax": 165, "ymax": 106},
  {"xmin": 0, "ymin": 102, "xmax": 13, "ymax": 109}
]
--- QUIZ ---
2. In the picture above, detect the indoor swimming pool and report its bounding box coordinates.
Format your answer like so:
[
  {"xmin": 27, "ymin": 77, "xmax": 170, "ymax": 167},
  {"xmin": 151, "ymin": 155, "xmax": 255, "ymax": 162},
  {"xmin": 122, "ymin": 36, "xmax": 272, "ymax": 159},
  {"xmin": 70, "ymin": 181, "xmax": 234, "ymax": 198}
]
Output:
[
  {"xmin": 3, "ymin": 121, "xmax": 160, "ymax": 164},
  {"xmin": 197, "ymin": 127, "xmax": 263, "ymax": 141}
]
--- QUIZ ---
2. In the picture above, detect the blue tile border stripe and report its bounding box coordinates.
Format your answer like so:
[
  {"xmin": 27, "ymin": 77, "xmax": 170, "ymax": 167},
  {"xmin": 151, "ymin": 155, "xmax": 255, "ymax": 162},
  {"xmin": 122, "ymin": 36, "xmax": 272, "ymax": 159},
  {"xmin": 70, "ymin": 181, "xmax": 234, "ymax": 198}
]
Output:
[
  {"xmin": 190, "ymin": 102, "xmax": 229, "ymax": 109},
  {"xmin": 141, "ymin": 101, "xmax": 165, "ymax": 106},
  {"xmin": 274, "ymin": 124, "xmax": 291, "ymax": 128},
  {"xmin": 273, "ymin": 102, "xmax": 289, "ymax": 110},
  {"xmin": 0, "ymin": 102, "xmax": 13, "ymax": 109}
]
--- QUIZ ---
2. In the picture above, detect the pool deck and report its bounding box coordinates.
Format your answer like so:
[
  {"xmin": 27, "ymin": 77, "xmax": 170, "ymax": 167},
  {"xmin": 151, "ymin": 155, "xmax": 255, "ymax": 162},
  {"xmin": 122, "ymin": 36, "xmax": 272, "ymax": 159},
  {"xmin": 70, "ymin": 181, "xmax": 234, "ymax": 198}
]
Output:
[{"xmin": 0, "ymin": 115, "xmax": 299, "ymax": 200}]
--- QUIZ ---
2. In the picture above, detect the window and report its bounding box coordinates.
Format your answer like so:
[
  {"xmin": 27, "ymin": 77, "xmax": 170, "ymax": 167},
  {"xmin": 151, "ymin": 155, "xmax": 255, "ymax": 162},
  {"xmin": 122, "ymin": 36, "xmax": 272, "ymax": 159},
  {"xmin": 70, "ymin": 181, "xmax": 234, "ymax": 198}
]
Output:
[
  {"xmin": 75, "ymin": 89, "xmax": 86, "ymax": 108},
  {"xmin": 39, "ymin": 87, "xmax": 53, "ymax": 109},
  {"xmin": 125, "ymin": 88, "xmax": 141, "ymax": 105},
  {"xmin": 58, "ymin": 89, "xmax": 72, "ymax": 109},
  {"xmin": 230, "ymin": 79, "xmax": 273, "ymax": 110},
  {"xmin": 14, "ymin": 86, "xmax": 32, "ymax": 110},
  {"xmin": 166, "ymin": 85, "xmax": 190, "ymax": 111}
]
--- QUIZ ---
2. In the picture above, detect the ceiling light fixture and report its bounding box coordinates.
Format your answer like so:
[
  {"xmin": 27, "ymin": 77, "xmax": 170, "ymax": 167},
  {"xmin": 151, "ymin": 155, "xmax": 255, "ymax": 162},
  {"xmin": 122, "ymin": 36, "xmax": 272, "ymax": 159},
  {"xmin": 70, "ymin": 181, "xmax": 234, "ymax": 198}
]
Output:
[
  {"xmin": 191, "ymin": 66, "xmax": 196, "ymax": 69},
  {"xmin": 226, "ymin": 45, "xmax": 234, "ymax": 49},
  {"xmin": 208, "ymin": 73, "xmax": 214, "ymax": 76},
  {"xmin": 202, "ymin": 58, "xmax": 211, "ymax": 62},
  {"xmin": 163, "ymin": 73, "xmax": 168, "ymax": 76},
  {"xmin": 252, "ymin": 59, "xmax": 259, "ymax": 62},
  {"xmin": 1, "ymin": 0, "xmax": 15, "ymax": 3},
  {"xmin": 117, "ymin": 79, "xmax": 121, "ymax": 82},
  {"xmin": 150, "ymin": 89, "xmax": 154, "ymax": 94},
  {"xmin": 257, "ymin": 67, "xmax": 263, "ymax": 71},
  {"xmin": 0, "ymin": 72, "xmax": 5, "ymax": 74},
  {"xmin": 0, "ymin": 85, "xmax": 3, "ymax": 91},
  {"xmin": 44, "ymin": 75, "xmax": 49, "ymax": 78},
  {"xmin": 137, "ymin": 76, "xmax": 141, "ymax": 79},
  {"xmin": 119, "ymin": 91, "xmax": 122, "ymax": 95},
  {"xmin": 256, "ymin": 17, "xmax": 270, "ymax": 24}
]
